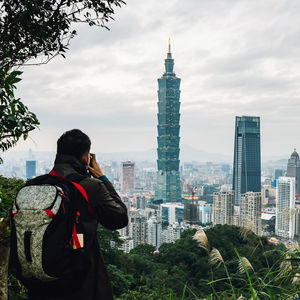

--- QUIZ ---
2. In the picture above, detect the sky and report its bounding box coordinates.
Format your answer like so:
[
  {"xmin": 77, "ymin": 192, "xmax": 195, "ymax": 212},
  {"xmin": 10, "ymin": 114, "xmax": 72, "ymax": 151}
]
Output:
[{"xmin": 11, "ymin": 0, "xmax": 300, "ymax": 157}]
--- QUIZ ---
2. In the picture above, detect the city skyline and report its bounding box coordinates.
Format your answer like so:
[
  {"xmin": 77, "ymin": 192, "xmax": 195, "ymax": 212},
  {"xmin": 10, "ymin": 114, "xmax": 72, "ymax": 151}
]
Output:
[{"xmin": 8, "ymin": 0, "xmax": 300, "ymax": 158}]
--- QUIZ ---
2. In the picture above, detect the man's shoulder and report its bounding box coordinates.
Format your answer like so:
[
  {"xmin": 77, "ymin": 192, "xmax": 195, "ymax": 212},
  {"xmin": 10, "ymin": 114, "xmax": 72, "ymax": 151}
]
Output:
[{"xmin": 79, "ymin": 176, "xmax": 105, "ymax": 192}]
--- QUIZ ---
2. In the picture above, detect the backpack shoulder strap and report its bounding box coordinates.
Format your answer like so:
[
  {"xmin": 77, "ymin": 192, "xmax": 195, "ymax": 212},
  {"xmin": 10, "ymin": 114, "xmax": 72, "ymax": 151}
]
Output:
[{"xmin": 49, "ymin": 170, "xmax": 98, "ymax": 220}]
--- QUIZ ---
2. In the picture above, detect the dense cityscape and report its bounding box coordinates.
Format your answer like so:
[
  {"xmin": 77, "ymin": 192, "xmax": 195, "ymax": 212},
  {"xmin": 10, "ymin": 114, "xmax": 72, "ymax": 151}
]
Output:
[{"xmin": 1, "ymin": 42, "xmax": 299, "ymax": 255}]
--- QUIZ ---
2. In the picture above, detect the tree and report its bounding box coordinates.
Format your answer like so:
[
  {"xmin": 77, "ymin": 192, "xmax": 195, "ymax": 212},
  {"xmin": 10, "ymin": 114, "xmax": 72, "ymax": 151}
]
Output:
[
  {"xmin": 0, "ymin": 176, "xmax": 25, "ymax": 218},
  {"xmin": 106, "ymin": 264, "xmax": 134, "ymax": 297},
  {"xmin": 0, "ymin": 0, "xmax": 125, "ymax": 156},
  {"xmin": 0, "ymin": 0, "xmax": 126, "ymax": 69},
  {"xmin": 129, "ymin": 244, "xmax": 156, "ymax": 256},
  {"xmin": 0, "ymin": 176, "xmax": 25, "ymax": 299},
  {"xmin": 0, "ymin": 69, "xmax": 39, "ymax": 163}
]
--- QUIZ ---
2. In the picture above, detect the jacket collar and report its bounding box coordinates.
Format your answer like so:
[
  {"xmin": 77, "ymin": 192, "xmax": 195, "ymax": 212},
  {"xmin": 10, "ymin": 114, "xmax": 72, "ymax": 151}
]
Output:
[{"xmin": 54, "ymin": 154, "xmax": 88, "ymax": 176}]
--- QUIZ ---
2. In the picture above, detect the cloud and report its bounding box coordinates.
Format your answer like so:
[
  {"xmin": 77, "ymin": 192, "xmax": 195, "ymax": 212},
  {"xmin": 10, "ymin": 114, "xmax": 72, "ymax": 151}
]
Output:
[{"xmin": 9, "ymin": 0, "xmax": 300, "ymax": 157}]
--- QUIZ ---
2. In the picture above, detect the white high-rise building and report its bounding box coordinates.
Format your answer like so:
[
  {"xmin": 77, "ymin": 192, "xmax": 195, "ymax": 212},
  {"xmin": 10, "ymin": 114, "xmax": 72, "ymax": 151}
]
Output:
[
  {"xmin": 118, "ymin": 236, "xmax": 134, "ymax": 253},
  {"xmin": 240, "ymin": 192, "xmax": 262, "ymax": 235},
  {"xmin": 275, "ymin": 177, "xmax": 295, "ymax": 239},
  {"xmin": 147, "ymin": 216, "xmax": 162, "ymax": 248},
  {"xmin": 213, "ymin": 191, "xmax": 234, "ymax": 226},
  {"xmin": 161, "ymin": 223, "xmax": 183, "ymax": 244},
  {"xmin": 129, "ymin": 212, "xmax": 147, "ymax": 247}
]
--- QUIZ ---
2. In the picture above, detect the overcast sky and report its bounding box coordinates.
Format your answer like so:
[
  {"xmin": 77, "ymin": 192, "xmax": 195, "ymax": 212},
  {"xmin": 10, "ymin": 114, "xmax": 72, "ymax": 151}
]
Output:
[{"xmin": 11, "ymin": 0, "xmax": 300, "ymax": 157}]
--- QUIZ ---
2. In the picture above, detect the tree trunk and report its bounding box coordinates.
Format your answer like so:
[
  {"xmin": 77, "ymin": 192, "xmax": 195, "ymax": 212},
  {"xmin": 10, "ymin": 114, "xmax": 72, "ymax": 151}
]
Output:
[{"xmin": 0, "ymin": 217, "xmax": 10, "ymax": 300}]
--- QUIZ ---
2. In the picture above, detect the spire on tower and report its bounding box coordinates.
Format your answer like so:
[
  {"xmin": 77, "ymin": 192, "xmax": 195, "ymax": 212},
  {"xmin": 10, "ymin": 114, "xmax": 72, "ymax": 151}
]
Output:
[{"xmin": 166, "ymin": 38, "xmax": 172, "ymax": 60}]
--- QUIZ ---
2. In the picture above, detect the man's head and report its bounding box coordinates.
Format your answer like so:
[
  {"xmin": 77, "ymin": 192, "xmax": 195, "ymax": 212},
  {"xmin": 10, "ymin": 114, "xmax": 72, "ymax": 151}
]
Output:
[{"xmin": 57, "ymin": 129, "xmax": 91, "ymax": 164}]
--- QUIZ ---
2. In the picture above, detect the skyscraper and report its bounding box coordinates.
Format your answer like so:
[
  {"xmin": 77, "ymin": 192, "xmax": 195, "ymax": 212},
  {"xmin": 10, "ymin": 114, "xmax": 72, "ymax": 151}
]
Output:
[
  {"xmin": 233, "ymin": 116, "xmax": 261, "ymax": 205},
  {"xmin": 275, "ymin": 177, "xmax": 295, "ymax": 239},
  {"xmin": 155, "ymin": 40, "xmax": 181, "ymax": 203},
  {"xmin": 286, "ymin": 149, "xmax": 300, "ymax": 195},
  {"xmin": 26, "ymin": 160, "xmax": 36, "ymax": 179},
  {"xmin": 120, "ymin": 161, "xmax": 135, "ymax": 191}
]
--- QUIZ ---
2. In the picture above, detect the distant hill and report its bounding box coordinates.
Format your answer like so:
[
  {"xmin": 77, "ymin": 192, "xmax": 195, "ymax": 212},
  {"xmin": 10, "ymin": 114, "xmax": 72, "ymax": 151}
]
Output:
[
  {"xmin": 95, "ymin": 145, "xmax": 232, "ymax": 163},
  {"xmin": 0, "ymin": 146, "xmax": 289, "ymax": 165}
]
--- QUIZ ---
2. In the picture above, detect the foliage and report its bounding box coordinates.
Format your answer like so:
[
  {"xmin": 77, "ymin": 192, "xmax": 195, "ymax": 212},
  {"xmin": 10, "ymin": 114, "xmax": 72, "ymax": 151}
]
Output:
[
  {"xmin": 103, "ymin": 225, "xmax": 299, "ymax": 299},
  {"xmin": 0, "ymin": 0, "xmax": 126, "ymax": 69},
  {"xmin": 0, "ymin": 175, "xmax": 25, "ymax": 218},
  {"xmin": 97, "ymin": 224, "xmax": 124, "ymax": 251},
  {"xmin": 7, "ymin": 274, "xmax": 28, "ymax": 300},
  {"xmin": 0, "ymin": 176, "xmax": 26, "ymax": 299},
  {"xmin": 0, "ymin": 68, "xmax": 39, "ymax": 161},
  {"xmin": 129, "ymin": 244, "xmax": 156, "ymax": 256}
]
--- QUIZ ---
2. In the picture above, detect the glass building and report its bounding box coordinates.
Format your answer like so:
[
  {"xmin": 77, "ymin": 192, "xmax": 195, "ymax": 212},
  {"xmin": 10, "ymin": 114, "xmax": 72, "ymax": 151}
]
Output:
[
  {"xmin": 155, "ymin": 40, "xmax": 182, "ymax": 202},
  {"xmin": 286, "ymin": 149, "xmax": 300, "ymax": 195},
  {"xmin": 232, "ymin": 116, "xmax": 261, "ymax": 205},
  {"xmin": 26, "ymin": 160, "xmax": 36, "ymax": 179}
]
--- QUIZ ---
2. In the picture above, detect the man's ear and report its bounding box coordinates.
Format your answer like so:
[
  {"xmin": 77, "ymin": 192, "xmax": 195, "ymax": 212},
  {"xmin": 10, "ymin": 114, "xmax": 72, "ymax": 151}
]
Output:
[{"xmin": 82, "ymin": 153, "xmax": 89, "ymax": 166}]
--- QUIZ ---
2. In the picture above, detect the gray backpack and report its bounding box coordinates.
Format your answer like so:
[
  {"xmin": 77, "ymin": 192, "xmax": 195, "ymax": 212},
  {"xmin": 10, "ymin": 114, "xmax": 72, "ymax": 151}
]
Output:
[{"xmin": 11, "ymin": 172, "xmax": 94, "ymax": 282}]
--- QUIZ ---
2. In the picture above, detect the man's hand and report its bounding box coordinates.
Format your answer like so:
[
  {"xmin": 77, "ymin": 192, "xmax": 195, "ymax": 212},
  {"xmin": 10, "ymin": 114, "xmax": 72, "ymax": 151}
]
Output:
[{"xmin": 88, "ymin": 153, "xmax": 104, "ymax": 178}]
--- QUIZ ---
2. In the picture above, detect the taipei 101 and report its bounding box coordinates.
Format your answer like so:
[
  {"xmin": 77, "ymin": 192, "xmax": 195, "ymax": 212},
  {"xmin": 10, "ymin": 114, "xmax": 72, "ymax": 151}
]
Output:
[{"xmin": 1, "ymin": 1, "xmax": 300, "ymax": 299}]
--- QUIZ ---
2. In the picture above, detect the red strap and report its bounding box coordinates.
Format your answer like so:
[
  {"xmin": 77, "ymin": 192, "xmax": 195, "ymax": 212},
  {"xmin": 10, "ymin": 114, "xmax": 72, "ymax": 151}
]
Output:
[
  {"xmin": 49, "ymin": 170, "xmax": 98, "ymax": 220},
  {"xmin": 44, "ymin": 209, "xmax": 55, "ymax": 218},
  {"xmin": 72, "ymin": 223, "xmax": 81, "ymax": 249}
]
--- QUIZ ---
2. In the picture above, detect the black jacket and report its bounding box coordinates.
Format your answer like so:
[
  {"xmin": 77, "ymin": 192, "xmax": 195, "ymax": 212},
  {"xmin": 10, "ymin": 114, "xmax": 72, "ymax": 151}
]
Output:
[{"xmin": 28, "ymin": 154, "xmax": 128, "ymax": 300}]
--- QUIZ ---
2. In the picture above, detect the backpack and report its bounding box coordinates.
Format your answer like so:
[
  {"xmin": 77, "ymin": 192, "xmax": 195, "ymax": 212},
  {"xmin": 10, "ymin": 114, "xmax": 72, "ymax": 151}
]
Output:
[{"xmin": 10, "ymin": 170, "xmax": 98, "ymax": 283}]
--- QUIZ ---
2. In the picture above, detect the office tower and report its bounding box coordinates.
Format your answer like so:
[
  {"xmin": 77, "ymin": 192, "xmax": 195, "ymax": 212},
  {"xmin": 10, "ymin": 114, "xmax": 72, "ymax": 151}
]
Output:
[
  {"xmin": 295, "ymin": 195, "xmax": 300, "ymax": 238},
  {"xmin": 160, "ymin": 203, "xmax": 184, "ymax": 225},
  {"xmin": 198, "ymin": 202, "xmax": 213, "ymax": 225},
  {"xmin": 274, "ymin": 169, "xmax": 284, "ymax": 180},
  {"xmin": 155, "ymin": 40, "xmax": 182, "ymax": 203},
  {"xmin": 232, "ymin": 116, "xmax": 261, "ymax": 205},
  {"xmin": 120, "ymin": 161, "xmax": 135, "ymax": 191},
  {"xmin": 102, "ymin": 163, "xmax": 112, "ymax": 180},
  {"xmin": 184, "ymin": 203, "xmax": 198, "ymax": 225},
  {"xmin": 213, "ymin": 191, "xmax": 234, "ymax": 226},
  {"xmin": 147, "ymin": 216, "xmax": 162, "ymax": 248},
  {"xmin": 295, "ymin": 212, "xmax": 300, "ymax": 238},
  {"xmin": 26, "ymin": 160, "xmax": 36, "ymax": 179},
  {"xmin": 136, "ymin": 196, "xmax": 147, "ymax": 210},
  {"xmin": 286, "ymin": 149, "xmax": 300, "ymax": 195},
  {"xmin": 240, "ymin": 192, "xmax": 262, "ymax": 235},
  {"xmin": 129, "ymin": 211, "xmax": 147, "ymax": 247},
  {"xmin": 275, "ymin": 177, "xmax": 295, "ymax": 239}
]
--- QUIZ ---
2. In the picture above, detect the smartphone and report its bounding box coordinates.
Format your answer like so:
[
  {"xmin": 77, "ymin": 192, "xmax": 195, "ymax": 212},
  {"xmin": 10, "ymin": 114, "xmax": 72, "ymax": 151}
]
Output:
[
  {"xmin": 89, "ymin": 154, "xmax": 94, "ymax": 167},
  {"xmin": 88, "ymin": 153, "xmax": 94, "ymax": 177}
]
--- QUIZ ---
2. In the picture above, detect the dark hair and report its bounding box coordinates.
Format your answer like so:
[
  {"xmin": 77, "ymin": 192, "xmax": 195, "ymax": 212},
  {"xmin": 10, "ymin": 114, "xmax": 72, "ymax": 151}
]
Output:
[{"xmin": 57, "ymin": 129, "xmax": 91, "ymax": 160}]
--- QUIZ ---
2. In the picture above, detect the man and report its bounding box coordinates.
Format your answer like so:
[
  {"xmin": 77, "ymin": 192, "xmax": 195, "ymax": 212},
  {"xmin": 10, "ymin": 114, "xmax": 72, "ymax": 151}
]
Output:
[{"xmin": 28, "ymin": 129, "xmax": 128, "ymax": 300}]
